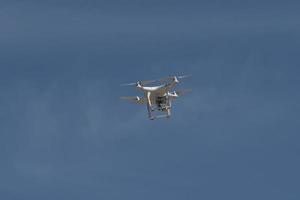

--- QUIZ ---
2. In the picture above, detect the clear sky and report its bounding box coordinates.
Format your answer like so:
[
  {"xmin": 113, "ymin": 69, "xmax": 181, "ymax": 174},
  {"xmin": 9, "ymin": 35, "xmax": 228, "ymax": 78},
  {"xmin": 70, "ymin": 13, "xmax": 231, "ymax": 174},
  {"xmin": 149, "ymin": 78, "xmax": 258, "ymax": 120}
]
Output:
[{"xmin": 1, "ymin": 0, "xmax": 300, "ymax": 199}]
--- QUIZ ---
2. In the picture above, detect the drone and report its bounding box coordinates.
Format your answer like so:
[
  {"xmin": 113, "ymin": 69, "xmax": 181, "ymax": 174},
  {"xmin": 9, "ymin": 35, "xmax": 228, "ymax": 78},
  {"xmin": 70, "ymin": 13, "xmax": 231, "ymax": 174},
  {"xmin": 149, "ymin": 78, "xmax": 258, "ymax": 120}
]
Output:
[{"xmin": 121, "ymin": 75, "xmax": 191, "ymax": 120}]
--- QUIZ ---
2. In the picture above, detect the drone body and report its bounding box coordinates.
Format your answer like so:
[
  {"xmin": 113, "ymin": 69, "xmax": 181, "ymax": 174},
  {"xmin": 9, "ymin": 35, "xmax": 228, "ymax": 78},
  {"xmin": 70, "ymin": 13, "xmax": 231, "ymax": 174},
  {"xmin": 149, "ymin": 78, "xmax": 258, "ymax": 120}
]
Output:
[{"xmin": 121, "ymin": 75, "xmax": 191, "ymax": 120}]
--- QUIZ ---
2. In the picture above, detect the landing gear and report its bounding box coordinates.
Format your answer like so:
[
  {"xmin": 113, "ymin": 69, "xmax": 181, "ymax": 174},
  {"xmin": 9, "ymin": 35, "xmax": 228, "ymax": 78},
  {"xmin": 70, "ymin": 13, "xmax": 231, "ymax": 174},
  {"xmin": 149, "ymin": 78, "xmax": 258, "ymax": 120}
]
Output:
[
  {"xmin": 166, "ymin": 108, "xmax": 171, "ymax": 118},
  {"xmin": 147, "ymin": 96, "xmax": 172, "ymax": 120},
  {"xmin": 147, "ymin": 102, "xmax": 153, "ymax": 119}
]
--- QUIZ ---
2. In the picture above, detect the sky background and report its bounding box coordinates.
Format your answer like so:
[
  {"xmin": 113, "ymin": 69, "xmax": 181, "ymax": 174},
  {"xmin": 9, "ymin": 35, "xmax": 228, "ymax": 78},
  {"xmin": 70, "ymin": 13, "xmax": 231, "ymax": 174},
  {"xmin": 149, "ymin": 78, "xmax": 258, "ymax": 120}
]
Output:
[{"xmin": 1, "ymin": 0, "xmax": 300, "ymax": 199}]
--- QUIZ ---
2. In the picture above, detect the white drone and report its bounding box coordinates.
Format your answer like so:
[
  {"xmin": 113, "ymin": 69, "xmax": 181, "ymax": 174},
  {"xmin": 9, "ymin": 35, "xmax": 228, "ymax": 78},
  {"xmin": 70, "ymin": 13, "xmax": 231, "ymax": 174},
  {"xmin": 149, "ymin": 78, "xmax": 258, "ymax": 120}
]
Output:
[{"xmin": 121, "ymin": 75, "xmax": 191, "ymax": 120}]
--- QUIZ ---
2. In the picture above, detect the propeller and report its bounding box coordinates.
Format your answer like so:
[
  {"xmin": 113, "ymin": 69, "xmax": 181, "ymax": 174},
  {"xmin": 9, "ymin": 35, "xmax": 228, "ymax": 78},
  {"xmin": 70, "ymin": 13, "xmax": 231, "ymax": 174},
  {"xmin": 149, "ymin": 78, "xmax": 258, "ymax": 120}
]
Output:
[
  {"xmin": 120, "ymin": 96, "xmax": 146, "ymax": 104},
  {"xmin": 177, "ymin": 75, "xmax": 192, "ymax": 79},
  {"xmin": 120, "ymin": 82, "xmax": 137, "ymax": 86},
  {"xmin": 120, "ymin": 96, "xmax": 140, "ymax": 101},
  {"xmin": 159, "ymin": 74, "xmax": 192, "ymax": 82},
  {"xmin": 120, "ymin": 79, "xmax": 157, "ymax": 87},
  {"xmin": 121, "ymin": 75, "xmax": 191, "ymax": 86},
  {"xmin": 174, "ymin": 88, "xmax": 192, "ymax": 96}
]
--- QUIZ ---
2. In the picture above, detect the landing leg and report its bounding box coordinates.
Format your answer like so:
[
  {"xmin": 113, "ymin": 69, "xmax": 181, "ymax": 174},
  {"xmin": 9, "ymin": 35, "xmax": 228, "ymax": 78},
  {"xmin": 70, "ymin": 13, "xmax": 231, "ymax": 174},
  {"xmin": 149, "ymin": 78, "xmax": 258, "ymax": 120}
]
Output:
[
  {"xmin": 147, "ymin": 92, "xmax": 155, "ymax": 111},
  {"xmin": 166, "ymin": 99, "xmax": 171, "ymax": 118},
  {"xmin": 147, "ymin": 103, "xmax": 154, "ymax": 120},
  {"xmin": 166, "ymin": 108, "xmax": 171, "ymax": 118},
  {"xmin": 147, "ymin": 92, "xmax": 152, "ymax": 107}
]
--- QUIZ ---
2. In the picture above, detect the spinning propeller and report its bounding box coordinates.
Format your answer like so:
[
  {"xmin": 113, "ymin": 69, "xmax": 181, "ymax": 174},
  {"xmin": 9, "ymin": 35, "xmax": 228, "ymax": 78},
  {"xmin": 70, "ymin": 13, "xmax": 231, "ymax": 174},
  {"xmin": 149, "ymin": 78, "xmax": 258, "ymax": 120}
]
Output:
[
  {"xmin": 159, "ymin": 75, "xmax": 192, "ymax": 82},
  {"xmin": 120, "ymin": 79, "xmax": 157, "ymax": 87},
  {"xmin": 169, "ymin": 88, "xmax": 192, "ymax": 97},
  {"xmin": 175, "ymin": 88, "xmax": 192, "ymax": 95},
  {"xmin": 121, "ymin": 75, "xmax": 191, "ymax": 86},
  {"xmin": 120, "ymin": 96, "xmax": 140, "ymax": 101}
]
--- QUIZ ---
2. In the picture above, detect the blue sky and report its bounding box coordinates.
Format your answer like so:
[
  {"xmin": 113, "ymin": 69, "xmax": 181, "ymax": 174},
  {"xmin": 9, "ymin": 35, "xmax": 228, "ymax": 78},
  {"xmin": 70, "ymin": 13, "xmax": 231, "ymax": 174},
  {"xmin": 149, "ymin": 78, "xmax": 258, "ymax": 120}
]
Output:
[{"xmin": 1, "ymin": 0, "xmax": 300, "ymax": 199}]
